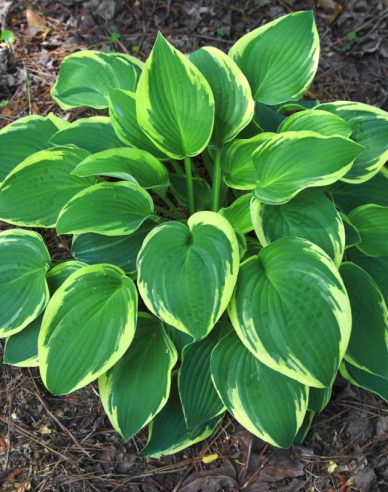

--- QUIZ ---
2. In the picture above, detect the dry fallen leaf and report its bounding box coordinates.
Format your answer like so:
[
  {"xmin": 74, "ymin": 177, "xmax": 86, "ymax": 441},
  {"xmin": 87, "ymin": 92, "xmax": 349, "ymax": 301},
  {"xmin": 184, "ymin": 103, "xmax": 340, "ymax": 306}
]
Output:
[
  {"xmin": 37, "ymin": 425, "xmax": 52, "ymax": 434},
  {"xmin": 26, "ymin": 8, "xmax": 47, "ymax": 29},
  {"xmin": 202, "ymin": 453, "xmax": 219, "ymax": 464}
]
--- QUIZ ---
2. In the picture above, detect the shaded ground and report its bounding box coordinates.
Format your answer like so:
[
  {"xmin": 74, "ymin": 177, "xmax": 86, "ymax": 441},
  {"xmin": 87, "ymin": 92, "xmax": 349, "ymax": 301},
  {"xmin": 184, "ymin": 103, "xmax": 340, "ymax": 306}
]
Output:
[{"xmin": 1, "ymin": 0, "xmax": 388, "ymax": 490}]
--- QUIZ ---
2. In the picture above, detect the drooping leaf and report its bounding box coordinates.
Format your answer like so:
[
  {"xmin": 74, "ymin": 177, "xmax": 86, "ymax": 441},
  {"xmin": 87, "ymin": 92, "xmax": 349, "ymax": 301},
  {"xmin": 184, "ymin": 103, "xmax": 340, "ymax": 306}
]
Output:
[
  {"xmin": 71, "ymin": 221, "xmax": 155, "ymax": 274},
  {"xmin": 228, "ymin": 237, "xmax": 352, "ymax": 388},
  {"xmin": 229, "ymin": 11, "xmax": 319, "ymax": 105},
  {"xmin": 0, "ymin": 147, "xmax": 95, "ymax": 227},
  {"xmin": 308, "ymin": 386, "xmax": 332, "ymax": 413},
  {"xmin": 340, "ymin": 213, "xmax": 361, "ymax": 249},
  {"xmin": 169, "ymin": 174, "xmax": 211, "ymax": 212},
  {"xmin": 179, "ymin": 322, "xmax": 228, "ymax": 428},
  {"xmin": 278, "ymin": 109, "xmax": 352, "ymax": 137},
  {"xmin": 189, "ymin": 46, "xmax": 254, "ymax": 148},
  {"xmin": 0, "ymin": 230, "xmax": 50, "ymax": 337},
  {"xmin": 99, "ymin": 313, "xmax": 177, "ymax": 441},
  {"xmin": 108, "ymin": 88, "xmax": 168, "ymax": 160},
  {"xmin": 56, "ymin": 181, "xmax": 157, "ymax": 236},
  {"xmin": 339, "ymin": 262, "xmax": 388, "ymax": 379},
  {"xmin": 50, "ymin": 117, "xmax": 125, "ymax": 154},
  {"xmin": 51, "ymin": 50, "xmax": 138, "ymax": 110},
  {"xmin": 39, "ymin": 264, "xmax": 138, "ymax": 395},
  {"xmin": 136, "ymin": 33, "xmax": 214, "ymax": 159},
  {"xmin": 141, "ymin": 372, "xmax": 224, "ymax": 458},
  {"xmin": 211, "ymin": 331, "xmax": 308, "ymax": 448},
  {"xmin": 0, "ymin": 113, "xmax": 69, "ymax": 182},
  {"xmin": 221, "ymin": 133, "xmax": 275, "ymax": 190},
  {"xmin": 218, "ymin": 194, "xmax": 253, "ymax": 233},
  {"xmin": 340, "ymin": 361, "xmax": 388, "ymax": 402},
  {"xmin": 3, "ymin": 313, "xmax": 43, "ymax": 367},
  {"xmin": 316, "ymin": 102, "xmax": 388, "ymax": 182},
  {"xmin": 252, "ymin": 132, "xmax": 364, "ymax": 205},
  {"xmin": 349, "ymin": 204, "xmax": 388, "ymax": 257},
  {"xmin": 72, "ymin": 147, "xmax": 169, "ymax": 195},
  {"xmin": 137, "ymin": 211, "xmax": 239, "ymax": 340},
  {"xmin": 250, "ymin": 188, "xmax": 345, "ymax": 267}
]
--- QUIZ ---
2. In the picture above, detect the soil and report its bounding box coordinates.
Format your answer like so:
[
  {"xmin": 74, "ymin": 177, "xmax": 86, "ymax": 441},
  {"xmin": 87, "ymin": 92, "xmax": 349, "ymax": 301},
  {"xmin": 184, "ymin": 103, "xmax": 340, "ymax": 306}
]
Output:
[{"xmin": 1, "ymin": 1, "xmax": 388, "ymax": 491}]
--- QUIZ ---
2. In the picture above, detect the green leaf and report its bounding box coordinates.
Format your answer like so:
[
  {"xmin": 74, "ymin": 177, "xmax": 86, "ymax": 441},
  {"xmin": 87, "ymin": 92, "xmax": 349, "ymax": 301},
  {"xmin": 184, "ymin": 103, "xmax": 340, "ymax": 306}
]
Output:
[
  {"xmin": 0, "ymin": 230, "xmax": 50, "ymax": 337},
  {"xmin": 50, "ymin": 117, "xmax": 125, "ymax": 154},
  {"xmin": 293, "ymin": 411, "xmax": 314, "ymax": 445},
  {"xmin": 169, "ymin": 174, "xmax": 211, "ymax": 212},
  {"xmin": 136, "ymin": 33, "xmax": 214, "ymax": 159},
  {"xmin": 340, "ymin": 361, "xmax": 388, "ymax": 402},
  {"xmin": 278, "ymin": 110, "xmax": 352, "ymax": 137},
  {"xmin": 72, "ymin": 147, "xmax": 169, "ymax": 195},
  {"xmin": 189, "ymin": 46, "xmax": 254, "ymax": 148},
  {"xmin": 46, "ymin": 261, "xmax": 89, "ymax": 295},
  {"xmin": 346, "ymin": 247, "xmax": 388, "ymax": 305},
  {"xmin": 316, "ymin": 102, "xmax": 388, "ymax": 182},
  {"xmin": 250, "ymin": 188, "xmax": 345, "ymax": 267},
  {"xmin": 0, "ymin": 113, "xmax": 69, "ymax": 182},
  {"xmin": 163, "ymin": 324, "xmax": 194, "ymax": 358},
  {"xmin": 349, "ymin": 204, "xmax": 388, "ymax": 257},
  {"xmin": 141, "ymin": 372, "xmax": 223, "ymax": 458},
  {"xmin": 0, "ymin": 29, "xmax": 15, "ymax": 43},
  {"xmin": 252, "ymin": 132, "xmax": 364, "ymax": 205},
  {"xmin": 99, "ymin": 313, "xmax": 177, "ymax": 441},
  {"xmin": 211, "ymin": 331, "xmax": 308, "ymax": 448},
  {"xmin": 308, "ymin": 387, "xmax": 332, "ymax": 413},
  {"xmin": 0, "ymin": 147, "xmax": 95, "ymax": 227},
  {"xmin": 108, "ymin": 88, "xmax": 168, "ymax": 160},
  {"xmin": 51, "ymin": 50, "xmax": 137, "ymax": 110},
  {"xmin": 218, "ymin": 194, "xmax": 253, "ymax": 233},
  {"xmin": 221, "ymin": 133, "xmax": 275, "ymax": 190},
  {"xmin": 339, "ymin": 262, "xmax": 388, "ymax": 379},
  {"xmin": 253, "ymin": 102, "xmax": 285, "ymax": 133},
  {"xmin": 340, "ymin": 213, "xmax": 361, "ymax": 249},
  {"xmin": 56, "ymin": 181, "xmax": 157, "ymax": 236},
  {"xmin": 138, "ymin": 211, "xmax": 239, "ymax": 340},
  {"xmin": 327, "ymin": 167, "xmax": 388, "ymax": 215},
  {"xmin": 228, "ymin": 237, "xmax": 351, "ymax": 388},
  {"xmin": 4, "ymin": 313, "xmax": 43, "ymax": 367},
  {"xmin": 71, "ymin": 221, "xmax": 155, "ymax": 274},
  {"xmin": 39, "ymin": 264, "xmax": 138, "ymax": 395},
  {"xmin": 229, "ymin": 11, "xmax": 319, "ymax": 105},
  {"xmin": 179, "ymin": 322, "xmax": 227, "ymax": 428}
]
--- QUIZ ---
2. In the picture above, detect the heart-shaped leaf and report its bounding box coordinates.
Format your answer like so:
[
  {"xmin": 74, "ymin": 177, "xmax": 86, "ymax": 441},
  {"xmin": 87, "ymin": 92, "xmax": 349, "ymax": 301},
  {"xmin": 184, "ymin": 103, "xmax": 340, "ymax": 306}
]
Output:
[{"xmin": 137, "ymin": 211, "xmax": 239, "ymax": 339}]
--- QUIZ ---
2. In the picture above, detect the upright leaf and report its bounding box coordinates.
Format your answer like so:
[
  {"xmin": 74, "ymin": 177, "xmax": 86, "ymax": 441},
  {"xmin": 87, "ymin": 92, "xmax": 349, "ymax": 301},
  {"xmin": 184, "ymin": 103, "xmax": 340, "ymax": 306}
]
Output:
[
  {"xmin": 136, "ymin": 33, "xmax": 214, "ymax": 159},
  {"xmin": 39, "ymin": 264, "xmax": 138, "ymax": 395},
  {"xmin": 278, "ymin": 110, "xmax": 352, "ymax": 137},
  {"xmin": 229, "ymin": 11, "xmax": 319, "ymax": 105},
  {"xmin": 99, "ymin": 313, "xmax": 177, "ymax": 441},
  {"xmin": 218, "ymin": 194, "xmax": 253, "ymax": 233},
  {"xmin": 0, "ymin": 230, "xmax": 50, "ymax": 337},
  {"xmin": 137, "ymin": 212, "xmax": 239, "ymax": 339},
  {"xmin": 211, "ymin": 331, "xmax": 308, "ymax": 448},
  {"xmin": 229, "ymin": 237, "xmax": 352, "ymax": 388},
  {"xmin": 349, "ymin": 204, "xmax": 388, "ymax": 257}
]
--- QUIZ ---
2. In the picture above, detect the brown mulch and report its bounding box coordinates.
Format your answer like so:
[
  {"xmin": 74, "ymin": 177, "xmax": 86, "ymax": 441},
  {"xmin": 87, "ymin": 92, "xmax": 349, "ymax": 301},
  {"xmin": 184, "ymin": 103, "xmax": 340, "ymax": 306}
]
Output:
[{"xmin": 1, "ymin": 0, "xmax": 388, "ymax": 491}]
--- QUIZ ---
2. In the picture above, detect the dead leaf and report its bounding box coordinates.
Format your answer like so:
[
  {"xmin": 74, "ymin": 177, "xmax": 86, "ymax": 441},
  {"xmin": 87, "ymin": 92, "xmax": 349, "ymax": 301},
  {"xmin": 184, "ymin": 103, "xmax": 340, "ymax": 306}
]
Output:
[
  {"xmin": 202, "ymin": 453, "xmax": 218, "ymax": 464},
  {"xmin": 180, "ymin": 461, "xmax": 237, "ymax": 492},
  {"xmin": 37, "ymin": 425, "xmax": 51, "ymax": 434},
  {"xmin": 26, "ymin": 9, "xmax": 47, "ymax": 29}
]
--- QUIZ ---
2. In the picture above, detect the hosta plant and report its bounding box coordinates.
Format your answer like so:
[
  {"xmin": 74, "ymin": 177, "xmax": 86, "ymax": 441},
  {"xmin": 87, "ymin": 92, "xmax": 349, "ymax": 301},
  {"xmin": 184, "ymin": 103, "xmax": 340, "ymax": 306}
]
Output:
[{"xmin": 1, "ymin": 10, "xmax": 388, "ymax": 456}]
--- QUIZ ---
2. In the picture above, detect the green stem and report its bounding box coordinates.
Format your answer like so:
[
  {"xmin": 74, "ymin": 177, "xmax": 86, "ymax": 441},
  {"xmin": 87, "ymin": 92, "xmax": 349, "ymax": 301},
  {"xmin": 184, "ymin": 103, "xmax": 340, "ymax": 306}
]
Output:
[
  {"xmin": 154, "ymin": 205, "xmax": 176, "ymax": 220},
  {"xmin": 160, "ymin": 194, "xmax": 183, "ymax": 218},
  {"xmin": 211, "ymin": 150, "xmax": 222, "ymax": 212},
  {"xmin": 170, "ymin": 159, "xmax": 184, "ymax": 174},
  {"xmin": 184, "ymin": 155, "xmax": 195, "ymax": 216}
]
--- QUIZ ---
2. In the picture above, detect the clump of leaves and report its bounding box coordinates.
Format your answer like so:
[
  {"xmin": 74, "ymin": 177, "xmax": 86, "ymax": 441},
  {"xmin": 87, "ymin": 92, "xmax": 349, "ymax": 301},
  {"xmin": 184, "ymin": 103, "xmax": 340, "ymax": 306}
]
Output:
[{"xmin": 1, "ymin": 11, "xmax": 388, "ymax": 457}]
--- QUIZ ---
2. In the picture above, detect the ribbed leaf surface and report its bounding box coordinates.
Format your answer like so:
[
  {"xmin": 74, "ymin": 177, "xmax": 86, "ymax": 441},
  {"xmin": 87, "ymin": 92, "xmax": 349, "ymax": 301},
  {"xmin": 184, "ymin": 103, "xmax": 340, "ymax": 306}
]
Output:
[
  {"xmin": 340, "ymin": 361, "xmax": 388, "ymax": 402},
  {"xmin": 218, "ymin": 194, "xmax": 253, "ymax": 233},
  {"xmin": 3, "ymin": 314, "xmax": 42, "ymax": 367},
  {"xmin": 278, "ymin": 110, "xmax": 351, "ymax": 137},
  {"xmin": 349, "ymin": 204, "xmax": 388, "ymax": 257}
]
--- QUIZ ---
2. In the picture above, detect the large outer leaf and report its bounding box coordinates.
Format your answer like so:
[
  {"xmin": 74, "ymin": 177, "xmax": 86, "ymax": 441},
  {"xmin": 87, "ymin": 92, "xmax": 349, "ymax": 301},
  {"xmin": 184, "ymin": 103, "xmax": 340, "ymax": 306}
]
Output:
[
  {"xmin": 189, "ymin": 46, "xmax": 254, "ymax": 148},
  {"xmin": 72, "ymin": 148, "xmax": 169, "ymax": 194},
  {"xmin": 136, "ymin": 33, "xmax": 214, "ymax": 159},
  {"xmin": 348, "ymin": 204, "xmax": 388, "ymax": 257},
  {"xmin": 0, "ymin": 113, "xmax": 68, "ymax": 182},
  {"xmin": 51, "ymin": 51, "xmax": 137, "ymax": 110},
  {"xmin": 137, "ymin": 211, "xmax": 239, "ymax": 340},
  {"xmin": 278, "ymin": 110, "xmax": 352, "ymax": 137},
  {"xmin": 0, "ymin": 230, "xmax": 50, "ymax": 337},
  {"xmin": 211, "ymin": 331, "xmax": 308, "ymax": 448},
  {"xmin": 250, "ymin": 188, "xmax": 345, "ymax": 267},
  {"xmin": 108, "ymin": 88, "xmax": 168, "ymax": 160},
  {"xmin": 316, "ymin": 102, "xmax": 388, "ymax": 182},
  {"xmin": 339, "ymin": 262, "xmax": 388, "ymax": 379},
  {"xmin": 179, "ymin": 323, "xmax": 227, "ymax": 428},
  {"xmin": 327, "ymin": 167, "xmax": 388, "ymax": 215},
  {"xmin": 50, "ymin": 117, "xmax": 125, "ymax": 154},
  {"xmin": 56, "ymin": 181, "xmax": 157, "ymax": 236},
  {"xmin": 0, "ymin": 148, "xmax": 95, "ymax": 227},
  {"xmin": 229, "ymin": 11, "xmax": 319, "ymax": 105},
  {"xmin": 228, "ymin": 237, "xmax": 352, "ymax": 388},
  {"xmin": 340, "ymin": 361, "xmax": 388, "ymax": 402},
  {"xmin": 99, "ymin": 313, "xmax": 177, "ymax": 441},
  {"xmin": 39, "ymin": 264, "xmax": 138, "ymax": 395},
  {"xmin": 252, "ymin": 131, "xmax": 364, "ymax": 205},
  {"xmin": 141, "ymin": 372, "xmax": 223, "ymax": 458}
]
